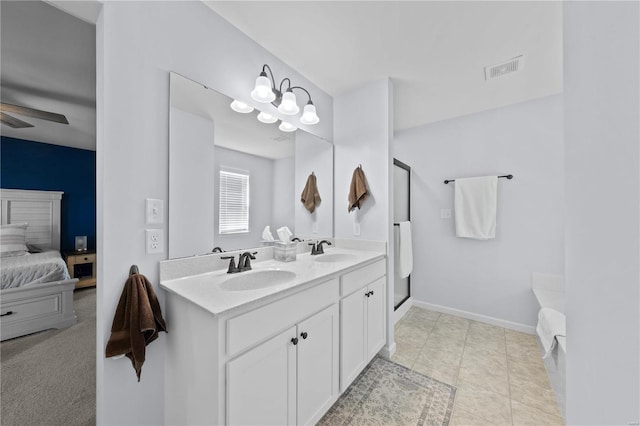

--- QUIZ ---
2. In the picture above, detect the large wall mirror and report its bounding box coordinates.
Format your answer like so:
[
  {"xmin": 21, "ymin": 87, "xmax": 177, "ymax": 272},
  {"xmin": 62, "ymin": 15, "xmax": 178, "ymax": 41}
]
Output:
[{"xmin": 169, "ymin": 73, "xmax": 333, "ymax": 258}]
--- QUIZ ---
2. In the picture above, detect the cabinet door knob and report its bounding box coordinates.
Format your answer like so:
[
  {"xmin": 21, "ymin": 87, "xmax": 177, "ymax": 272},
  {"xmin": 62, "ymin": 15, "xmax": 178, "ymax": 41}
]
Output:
[
  {"xmin": 291, "ymin": 337, "xmax": 299, "ymax": 345},
  {"xmin": 370, "ymin": 290, "xmax": 374, "ymax": 296},
  {"xmin": 301, "ymin": 332, "xmax": 308, "ymax": 340}
]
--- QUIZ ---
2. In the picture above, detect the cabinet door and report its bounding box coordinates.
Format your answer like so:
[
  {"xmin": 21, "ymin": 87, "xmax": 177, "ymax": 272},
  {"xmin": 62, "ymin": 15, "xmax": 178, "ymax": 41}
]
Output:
[
  {"xmin": 340, "ymin": 288, "xmax": 367, "ymax": 392},
  {"xmin": 297, "ymin": 304, "xmax": 339, "ymax": 425},
  {"xmin": 366, "ymin": 277, "xmax": 386, "ymax": 361},
  {"xmin": 227, "ymin": 326, "xmax": 297, "ymax": 425}
]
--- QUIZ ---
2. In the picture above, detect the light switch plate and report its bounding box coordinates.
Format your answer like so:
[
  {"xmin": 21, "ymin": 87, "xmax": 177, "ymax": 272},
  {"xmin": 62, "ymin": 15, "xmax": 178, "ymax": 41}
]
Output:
[
  {"xmin": 353, "ymin": 222, "xmax": 361, "ymax": 236},
  {"xmin": 146, "ymin": 229, "xmax": 164, "ymax": 254},
  {"xmin": 146, "ymin": 199, "xmax": 164, "ymax": 225},
  {"xmin": 312, "ymin": 222, "xmax": 319, "ymax": 233}
]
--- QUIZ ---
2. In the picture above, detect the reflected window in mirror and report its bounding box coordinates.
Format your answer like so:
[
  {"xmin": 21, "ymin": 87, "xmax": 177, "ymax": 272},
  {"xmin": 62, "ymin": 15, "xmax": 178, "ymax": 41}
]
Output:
[{"xmin": 219, "ymin": 169, "xmax": 250, "ymax": 234}]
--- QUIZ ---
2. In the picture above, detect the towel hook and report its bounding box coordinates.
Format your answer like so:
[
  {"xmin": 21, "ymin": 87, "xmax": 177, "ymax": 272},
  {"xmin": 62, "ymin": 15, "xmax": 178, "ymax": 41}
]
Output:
[{"xmin": 129, "ymin": 265, "xmax": 139, "ymax": 276}]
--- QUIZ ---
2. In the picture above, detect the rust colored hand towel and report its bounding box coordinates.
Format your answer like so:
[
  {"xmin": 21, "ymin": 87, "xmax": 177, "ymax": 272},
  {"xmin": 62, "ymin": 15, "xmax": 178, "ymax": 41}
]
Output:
[
  {"xmin": 348, "ymin": 166, "xmax": 369, "ymax": 212},
  {"xmin": 300, "ymin": 173, "xmax": 321, "ymax": 213},
  {"xmin": 105, "ymin": 273, "xmax": 167, "ymax": 381}
]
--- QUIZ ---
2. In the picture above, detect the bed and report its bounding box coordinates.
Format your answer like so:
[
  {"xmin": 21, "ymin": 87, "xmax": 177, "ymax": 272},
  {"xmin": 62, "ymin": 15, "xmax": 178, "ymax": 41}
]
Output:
[{"xmin": 1, "ymin": 188, "xmax": 78, "ymax": 341}]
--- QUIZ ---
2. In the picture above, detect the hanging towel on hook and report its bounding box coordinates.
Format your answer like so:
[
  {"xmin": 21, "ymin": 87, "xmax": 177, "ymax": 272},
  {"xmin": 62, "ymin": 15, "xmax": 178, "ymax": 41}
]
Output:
[
  {"xmin": 105, "ymin": 271, "xmax": 167, "ymax": 381},
  {"xmin": 395, "ymin": 221, "xmax": 413, "ymax": 278},
  {"xmin": 348, "ymin": 165, "xmax": 369, "ymax": 212},
  {"xmin": 300, "ymin": 172, "xmax": 321, "ymax": 213}
]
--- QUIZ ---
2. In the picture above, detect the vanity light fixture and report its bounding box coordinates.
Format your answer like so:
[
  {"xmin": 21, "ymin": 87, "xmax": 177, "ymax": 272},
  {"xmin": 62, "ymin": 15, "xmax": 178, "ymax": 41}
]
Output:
[
  {"xmin": 230, "ymin": 100, "xmax": 254, "ymax": 114},
  {"xmin": 250, "ymin": 64, "xmax": 320, "ymax": 126},
  {"xmin": 257, "ymin": 111, "xmax": 278, "ymax": 124},
  {"xmin": 278, "ymin": 121, "xmax": 297, "ymax": 132}
]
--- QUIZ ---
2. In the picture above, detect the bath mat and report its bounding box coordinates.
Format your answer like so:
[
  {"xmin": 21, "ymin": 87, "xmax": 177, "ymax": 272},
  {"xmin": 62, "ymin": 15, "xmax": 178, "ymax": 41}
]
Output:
[{"xmin": 318, "ymin": 356, "xmax": 456, "ymax": 426}]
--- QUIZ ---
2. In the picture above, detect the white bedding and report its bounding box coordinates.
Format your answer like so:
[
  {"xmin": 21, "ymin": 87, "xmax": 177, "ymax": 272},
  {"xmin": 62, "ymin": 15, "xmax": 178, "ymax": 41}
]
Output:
[{"xmin": 1, "ymin": 250, "xmax": 70, "ymax": 290}]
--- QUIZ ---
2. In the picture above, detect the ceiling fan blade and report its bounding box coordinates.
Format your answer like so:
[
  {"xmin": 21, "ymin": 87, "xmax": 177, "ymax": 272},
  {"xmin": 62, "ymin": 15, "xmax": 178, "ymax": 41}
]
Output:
[
  {"xmin": 0, "ymin": 112, "xmax": 34, "ymax": 128},
  {"xmin": 0, "ymin": 102, "xmax": 69, "ymax": 125}
]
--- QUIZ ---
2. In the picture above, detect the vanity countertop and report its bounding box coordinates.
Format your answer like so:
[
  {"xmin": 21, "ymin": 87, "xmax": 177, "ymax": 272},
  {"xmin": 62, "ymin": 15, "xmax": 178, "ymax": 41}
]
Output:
[{"xmin": 160, "ymin": 247, "xmax": 385, "ymax": 317}]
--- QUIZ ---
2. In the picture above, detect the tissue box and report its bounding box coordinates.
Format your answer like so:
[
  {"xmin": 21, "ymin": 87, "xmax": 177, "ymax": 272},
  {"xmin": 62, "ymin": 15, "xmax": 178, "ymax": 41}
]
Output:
[{"xmin": 274, "ymin": 241, "xmax": 297, "ymax": 262}]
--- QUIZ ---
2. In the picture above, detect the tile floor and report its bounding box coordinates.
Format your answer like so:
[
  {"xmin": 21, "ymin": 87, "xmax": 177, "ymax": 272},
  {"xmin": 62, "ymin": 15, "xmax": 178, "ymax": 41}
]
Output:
[{"xmin": 391, "ymin": 307, "xmax": 564, "ymax": 425}]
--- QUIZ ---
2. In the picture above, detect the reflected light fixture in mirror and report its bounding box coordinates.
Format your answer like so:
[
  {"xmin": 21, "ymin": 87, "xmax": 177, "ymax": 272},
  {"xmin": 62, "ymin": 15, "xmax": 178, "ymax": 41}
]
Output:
[
  {"xmin": 278, "ymin": 121, "xmax": 297, "ymax": 132},
  {"xmin": 230, "ymin": 100, "xmax": 254, "ymax": 113},
  {"xmin": 250, "ymin": 63, "xmax": 320, "ymax": 126},
  {"xmin": 257, "ymin": 111, "xmax": 278, "ymax": 124}
]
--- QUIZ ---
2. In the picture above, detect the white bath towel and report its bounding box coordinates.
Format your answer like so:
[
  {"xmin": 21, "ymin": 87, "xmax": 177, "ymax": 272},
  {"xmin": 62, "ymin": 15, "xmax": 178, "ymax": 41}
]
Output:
[
  {"xmin": 454, "ymin": 176, "xmax": 498, "ymax": 240},
  {"xmin": 395, "ymin": 221, "xmax": 413, "ymax": 279},
  {"xmin": 536, "ymin": 308, "xmax": 566, "ymax": 359}
]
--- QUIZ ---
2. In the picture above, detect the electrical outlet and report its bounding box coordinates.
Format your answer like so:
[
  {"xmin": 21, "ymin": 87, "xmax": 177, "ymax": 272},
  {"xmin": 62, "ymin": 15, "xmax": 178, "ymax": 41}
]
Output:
[
  {"xmin": 440, "ymin": 209, "xmax": 452, "ymax": 219},
  {"xmin": 312, "ymin": 222, "xmax": 319, "ymax": 233},
  {"xmin": 146, "ymin": 229, "xmax": 164, "ymax": 254},
  {"xmin": 146, "ymin": 199, "xmax": 164, "ymax": 225},
  {"xmin": 353, "ymin": 222, "xmax": 361, "ymax": 236}
]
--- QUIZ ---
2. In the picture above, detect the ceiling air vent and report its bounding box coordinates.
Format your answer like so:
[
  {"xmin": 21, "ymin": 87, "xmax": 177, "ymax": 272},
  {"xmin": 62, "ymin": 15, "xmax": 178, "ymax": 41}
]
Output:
[
  {"xmin": 485, "ymin": 55, "xmax": 524, "ymax": 80},
  {"xmin": 272, "ymin": 135, "xmax": 291, "ymax": 142}
]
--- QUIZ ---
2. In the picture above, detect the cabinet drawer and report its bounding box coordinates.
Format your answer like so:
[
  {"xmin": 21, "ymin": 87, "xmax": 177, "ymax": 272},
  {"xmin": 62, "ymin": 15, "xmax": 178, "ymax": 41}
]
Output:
[
  {"xmin": 341, "ymin": 258, "xmax": 386, "ymax": 296},
  {"xmin": 68, "ymin": 253, "xmax": 96, "ymax": 264},
  {"xmin": 227, "ymin": 278, "xmax": 339, "ymax": 357},
  {"xmin": 1, "ymin": 294, "xmax": 61, "ymax": 324}
]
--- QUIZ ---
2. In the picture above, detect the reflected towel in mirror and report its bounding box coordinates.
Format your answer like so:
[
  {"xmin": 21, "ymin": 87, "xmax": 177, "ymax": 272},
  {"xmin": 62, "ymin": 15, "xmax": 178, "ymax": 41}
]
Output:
[{"xmin": 301, "ymin": 172, "xmax": 322, "ymax": 213}]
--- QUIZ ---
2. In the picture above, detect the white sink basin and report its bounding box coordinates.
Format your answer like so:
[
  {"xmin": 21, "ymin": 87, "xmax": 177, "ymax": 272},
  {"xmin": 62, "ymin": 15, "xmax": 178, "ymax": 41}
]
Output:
[
  {"xmin": 220, "ymin": 269, "xmax": 296, "ymax": 291},
  {"xmin": 312, "ymin": 253, "xmax": 358, "ymax": 263}
]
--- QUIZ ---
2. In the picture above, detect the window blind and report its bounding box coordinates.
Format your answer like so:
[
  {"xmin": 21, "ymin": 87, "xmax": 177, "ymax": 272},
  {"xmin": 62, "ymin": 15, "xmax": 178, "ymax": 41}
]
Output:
[{"xmin": 219, "ymin": 170, "xmax": 250, "ymax": 234}]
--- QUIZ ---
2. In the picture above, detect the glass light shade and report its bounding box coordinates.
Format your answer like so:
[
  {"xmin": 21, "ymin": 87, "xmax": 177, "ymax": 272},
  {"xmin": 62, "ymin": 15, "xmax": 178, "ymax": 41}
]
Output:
[
  {"xmin": 230, "ymin": 100, "xmax": 254, "ymax": 114},
  {"xmin": 257, "ymin": 111, "xmax": 278, "ymax": 124},
  {"xmin": 278, "ymin": 121, "xmax": 297, "ymax": 132},
  {"xmin": 251, "ymin": 75, "xmax": 276, "ymax": 103},
  {"xmin": 299, "ymin": 103, "xmax": 320, "ymax": 125},
  {"xmin": 278, "ymin": 91, "xmax": 300, "ymax": 115}
]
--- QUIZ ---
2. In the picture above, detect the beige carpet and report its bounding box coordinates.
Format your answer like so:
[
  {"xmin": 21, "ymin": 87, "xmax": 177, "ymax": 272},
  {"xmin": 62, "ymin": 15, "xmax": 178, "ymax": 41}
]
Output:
[
  {"xmin": 1, "ymin": 287, "xmax": 96, "ymax": 426},
  {"xmin": 319, "ymin": 357, "xmax": 456, "ymax": 426}
]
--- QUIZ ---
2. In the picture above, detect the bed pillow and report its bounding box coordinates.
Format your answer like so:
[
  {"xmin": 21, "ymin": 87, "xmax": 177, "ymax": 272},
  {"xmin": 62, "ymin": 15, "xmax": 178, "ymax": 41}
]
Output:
[{"xmin": 0, "ymin": 222, "xmax": 29, "ymax": 257}]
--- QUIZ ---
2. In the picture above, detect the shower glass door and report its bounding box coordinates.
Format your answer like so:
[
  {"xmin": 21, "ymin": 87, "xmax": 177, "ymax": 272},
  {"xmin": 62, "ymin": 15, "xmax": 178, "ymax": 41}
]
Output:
[{"xmin": 393, "ymin": 159, "xmax": 411, "ymax": 310}]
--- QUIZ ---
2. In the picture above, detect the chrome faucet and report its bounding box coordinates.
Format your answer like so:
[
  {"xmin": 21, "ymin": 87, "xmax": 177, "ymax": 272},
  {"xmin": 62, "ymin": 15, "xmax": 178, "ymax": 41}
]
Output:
[{"xmin": 238, "ymin": 251, "xmax": 257, "ymax": 271}]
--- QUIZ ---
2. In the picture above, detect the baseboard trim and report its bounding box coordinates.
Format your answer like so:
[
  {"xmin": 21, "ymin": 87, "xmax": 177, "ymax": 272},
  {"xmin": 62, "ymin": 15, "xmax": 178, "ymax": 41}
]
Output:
[
  {"xmin": 393, "ymin": 296, "xmax": 413, "ymax": 324},
  {"xmin": 378, "ymin": 342, "xmax": 396, "ymax": 359},
  {"xmin": 412, "ymin": 300, "xmax": 536, "ymax": 334}
]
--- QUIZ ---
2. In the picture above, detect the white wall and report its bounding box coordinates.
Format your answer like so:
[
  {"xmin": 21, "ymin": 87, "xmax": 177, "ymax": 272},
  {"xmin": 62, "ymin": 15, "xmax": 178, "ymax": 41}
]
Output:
[
  {"xmin": 272, "ymin": 156, "xmax": 295, "ymax": 235},
  {"xmin": 294, "ymin": 131, "xmax": 334, "ymax": 239},
  {"xmin": 169, "ymin": 107, "xmax": 215, "ymax": 258},
  {"xmin": 97, "ymin": 2, "xmax": 333, "ymax": 424},
  {"xmin": 394, "ymin": 95, "xmax": 564, "ymax": 328},
  {"xmin": 334, "ymin": 78, "xmax": 395, "ymax": 352},
  {"xmin": 564, "ymin": 2, "xmax": 640, "ymax": 424},
  {"xmin": 214, "ymin": 146, "xmax": 281, "ymax": 251}
]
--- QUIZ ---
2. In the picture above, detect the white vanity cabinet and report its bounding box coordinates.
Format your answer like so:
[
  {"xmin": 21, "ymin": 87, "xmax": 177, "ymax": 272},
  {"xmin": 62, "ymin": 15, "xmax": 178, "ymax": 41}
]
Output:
[
  {"xmin": 162, "ymin": 251, "xmax": 387, "ymax": 426},
  {"xmin": 227, "ymin": 304, "xmax": 339, "ymax": 426},
  {"xmin": 339, "ymin": 259, "xmax": 387, "ymax": 391}
]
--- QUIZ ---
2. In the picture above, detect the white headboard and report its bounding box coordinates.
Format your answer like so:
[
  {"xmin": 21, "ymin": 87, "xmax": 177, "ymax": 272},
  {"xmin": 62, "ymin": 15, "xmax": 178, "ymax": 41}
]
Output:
[{"xmin": 0, "ymin": 189, "xmax": 64, "ymax": 250}]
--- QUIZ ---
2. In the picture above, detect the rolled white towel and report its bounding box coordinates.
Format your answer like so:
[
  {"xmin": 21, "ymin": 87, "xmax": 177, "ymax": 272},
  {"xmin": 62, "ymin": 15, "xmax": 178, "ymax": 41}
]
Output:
[{"xmin": 536, "ymin": 308, "xmax": 566, "ymax": 359}]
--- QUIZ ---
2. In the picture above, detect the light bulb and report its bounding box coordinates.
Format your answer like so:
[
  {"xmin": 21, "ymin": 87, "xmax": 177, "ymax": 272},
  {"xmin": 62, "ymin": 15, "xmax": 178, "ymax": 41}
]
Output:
[
  {"xmin": 251, "ymin": 74, "xmax": 275, "ymax": 103},
  {"xmin": 257, "ymin": 111, "xmax": 278, "ymax": 124},
  {"xmin": 299, "ymin": 102, "xmax": 320, "ymax": 125},
  {"xmin": 278, "ymin": 121, "xmax": 297, "ymax": 132},
  {"xmin": 278, "ymin": 90, "xmax": 300, "ymax": 115},
  {"xmin": 230, "ymin": 100, "xmax": 254, "ymax": 113}
]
